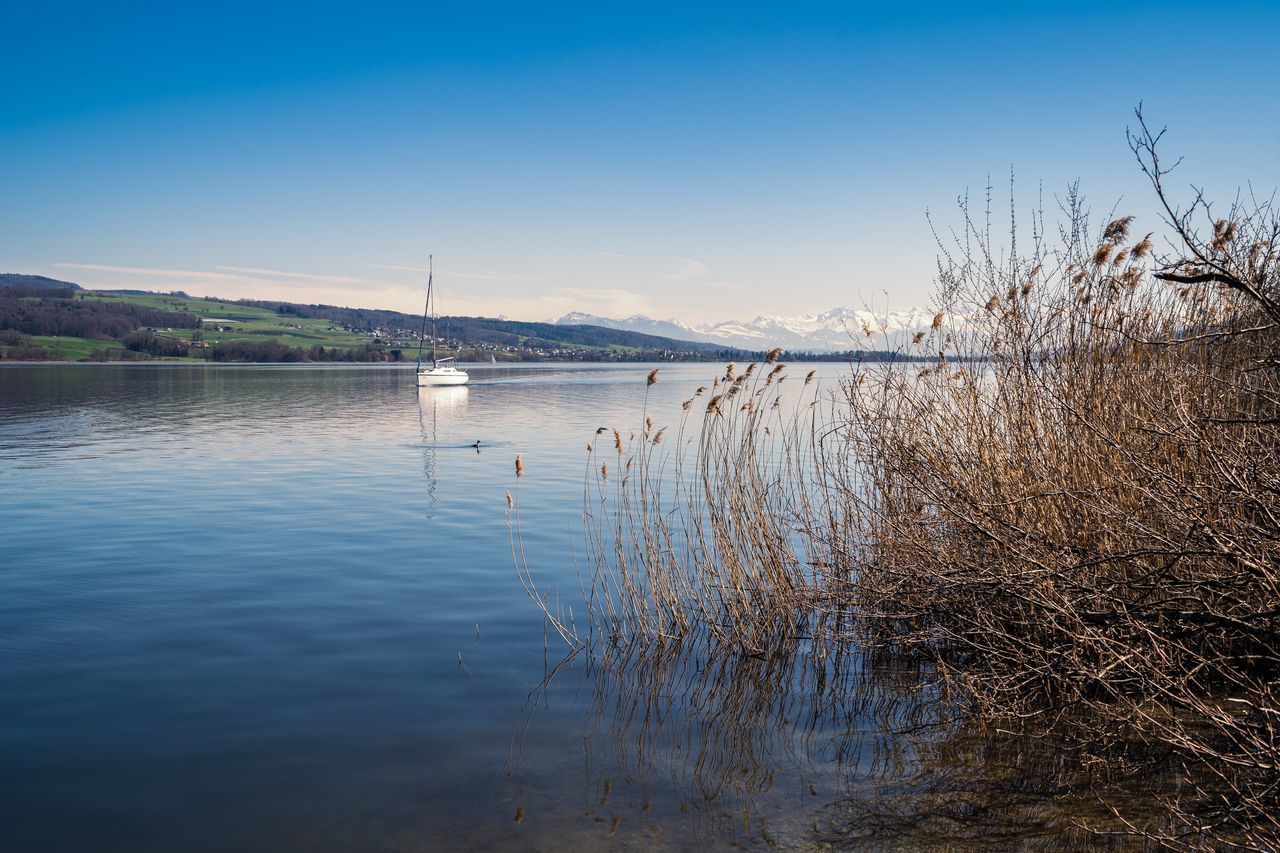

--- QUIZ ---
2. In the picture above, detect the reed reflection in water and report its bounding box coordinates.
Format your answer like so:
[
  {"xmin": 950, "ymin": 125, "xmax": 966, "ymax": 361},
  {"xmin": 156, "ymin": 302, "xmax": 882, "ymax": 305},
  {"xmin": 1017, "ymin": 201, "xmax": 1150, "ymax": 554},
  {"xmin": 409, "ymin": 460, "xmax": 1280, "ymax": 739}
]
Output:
[
  {"xmin": 507, "ymin": 618, "xmax": 924, "ymax": 849},
  {"xmin": 506, "ymin": 359, "xmax": 1197, "ymax": 850},
  {"xmin": 510, "ymin": 626, "xmax": 1189, "ymax": 849}
]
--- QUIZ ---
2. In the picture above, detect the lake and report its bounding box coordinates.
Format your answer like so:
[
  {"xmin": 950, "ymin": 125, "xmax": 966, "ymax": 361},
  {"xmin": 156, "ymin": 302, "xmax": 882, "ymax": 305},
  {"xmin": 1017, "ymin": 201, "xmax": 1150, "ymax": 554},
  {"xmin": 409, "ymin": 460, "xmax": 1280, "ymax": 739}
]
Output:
[
  {"xmin": 1, "ymin": 362, "xmax": 889, "ymax": 851},
  {"xmin": 7, "ymin": 361, "xmax": 1157, "ymax": 851}
]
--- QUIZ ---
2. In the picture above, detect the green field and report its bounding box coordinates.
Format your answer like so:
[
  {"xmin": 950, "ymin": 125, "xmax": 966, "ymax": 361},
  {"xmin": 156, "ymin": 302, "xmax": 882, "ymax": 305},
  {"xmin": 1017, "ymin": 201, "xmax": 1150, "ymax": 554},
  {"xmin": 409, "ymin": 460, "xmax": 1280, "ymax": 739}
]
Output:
[
  {"xmin": 84, "ymin": 292, "xmax": 388, "ymax": 351},
  {"xmin": 27, "ymin": 335, "xmax": 128, "ymax": 360}
]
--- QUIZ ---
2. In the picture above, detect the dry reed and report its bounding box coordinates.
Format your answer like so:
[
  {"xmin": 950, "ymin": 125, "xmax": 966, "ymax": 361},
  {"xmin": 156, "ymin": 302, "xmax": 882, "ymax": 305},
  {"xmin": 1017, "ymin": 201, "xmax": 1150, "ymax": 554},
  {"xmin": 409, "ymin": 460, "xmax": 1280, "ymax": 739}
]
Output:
[{"xmin": 511, "ymin": 109, "xmax": 1279, "ymax": 848}]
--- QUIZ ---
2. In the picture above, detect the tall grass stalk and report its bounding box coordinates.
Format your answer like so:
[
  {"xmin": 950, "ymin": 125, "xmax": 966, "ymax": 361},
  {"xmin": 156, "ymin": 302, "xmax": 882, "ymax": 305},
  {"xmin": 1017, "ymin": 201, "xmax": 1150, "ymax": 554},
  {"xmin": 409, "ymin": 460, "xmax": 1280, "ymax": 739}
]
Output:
[{"xmin": 511, "ymin": 111, "xmax": 1279, "ymax": 847}]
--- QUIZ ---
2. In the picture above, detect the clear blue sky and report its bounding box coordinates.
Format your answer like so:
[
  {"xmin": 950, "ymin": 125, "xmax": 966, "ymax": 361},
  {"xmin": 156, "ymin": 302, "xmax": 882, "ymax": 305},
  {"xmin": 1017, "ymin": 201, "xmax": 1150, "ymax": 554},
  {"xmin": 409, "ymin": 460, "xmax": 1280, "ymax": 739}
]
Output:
[{"xmin": 3, "ymin": 1, "xmax": 1278, "ymax": 323}]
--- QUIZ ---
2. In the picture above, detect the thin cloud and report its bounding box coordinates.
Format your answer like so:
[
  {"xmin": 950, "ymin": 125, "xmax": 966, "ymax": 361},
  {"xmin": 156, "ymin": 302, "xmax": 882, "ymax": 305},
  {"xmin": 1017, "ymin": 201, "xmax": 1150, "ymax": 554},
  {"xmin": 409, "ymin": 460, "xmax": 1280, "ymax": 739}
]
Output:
[
  {"xmin": 366, "ymin": 263, "xmax": 432, "ymax": 274},
  {"xmin": 444, "ymin": 270, "xmax": 532, "ymax": 282},
  {"xmin": 55, "ymin": 262, "xmax": 245, "ymax": 281},
  {"xmin": 595, "ymin": 251, "xmax": 628, "ymax": 259},
  {"xmin": 664, "ymin": 258, "xmax": 708, "ymax": 281},
  {"xmin": 662, "ymin": 258, "xmax": 740, "ymax": 289},
  {"xmin": 366, "ymin": 263, "xmax": 532, "ymax": 282},
  {"xmin": 57, "ymin": 261, "xmax": 411, "ymax": 292},
  {"xmin": 556, "ymin": 286, "xmax": 651, "ymax": 317},
  {"xmin": 215, "ymin": 265, "xmax": 386, "ymax": 286}
]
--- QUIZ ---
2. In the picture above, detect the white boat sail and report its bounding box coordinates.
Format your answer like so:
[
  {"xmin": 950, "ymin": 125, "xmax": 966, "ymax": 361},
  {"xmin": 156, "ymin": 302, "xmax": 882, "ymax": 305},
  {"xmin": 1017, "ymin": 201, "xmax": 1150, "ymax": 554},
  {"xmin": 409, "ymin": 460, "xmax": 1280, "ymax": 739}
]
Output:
[{"xmin": 415, "ymin": 256, "xmax": 469, "ymax": 387}]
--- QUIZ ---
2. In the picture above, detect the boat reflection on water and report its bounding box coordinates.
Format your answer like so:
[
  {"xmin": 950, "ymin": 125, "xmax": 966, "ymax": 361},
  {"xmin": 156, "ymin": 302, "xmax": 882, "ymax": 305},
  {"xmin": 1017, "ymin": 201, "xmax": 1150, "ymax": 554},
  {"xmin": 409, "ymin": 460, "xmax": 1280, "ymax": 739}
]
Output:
[
  {"xmin": 417, "ymin": 385, "xmax": 469, "ymax": 518},
  {"xmin": 419, "ymin": 384, "xmax": 469, "ymax": 411}
]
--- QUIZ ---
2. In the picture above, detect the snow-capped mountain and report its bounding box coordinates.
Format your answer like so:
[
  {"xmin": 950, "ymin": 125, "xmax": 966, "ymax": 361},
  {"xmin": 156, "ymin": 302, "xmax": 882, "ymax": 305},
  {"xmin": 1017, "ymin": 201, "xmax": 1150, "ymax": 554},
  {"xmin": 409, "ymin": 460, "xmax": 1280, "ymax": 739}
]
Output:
[
  {"xmin": 557, "ymin": 306, "xmax": 934, "ymax": 352},
  {"xmin": 556, "ymin": 312, "xmax": 702, "ymax": 343}
]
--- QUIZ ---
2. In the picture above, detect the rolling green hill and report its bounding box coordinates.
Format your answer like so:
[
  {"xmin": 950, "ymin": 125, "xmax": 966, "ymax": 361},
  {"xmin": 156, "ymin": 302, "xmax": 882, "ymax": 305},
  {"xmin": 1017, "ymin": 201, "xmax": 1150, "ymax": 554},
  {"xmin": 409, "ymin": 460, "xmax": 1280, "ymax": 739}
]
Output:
[{"xmin": 0, "ymin": 276, "xmax": 747, "ymax": 362}]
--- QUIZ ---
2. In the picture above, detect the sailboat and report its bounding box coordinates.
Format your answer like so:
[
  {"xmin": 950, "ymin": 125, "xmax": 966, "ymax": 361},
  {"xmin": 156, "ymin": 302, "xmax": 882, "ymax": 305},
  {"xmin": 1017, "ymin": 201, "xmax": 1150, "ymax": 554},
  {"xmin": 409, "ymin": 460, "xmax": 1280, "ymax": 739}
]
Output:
[{"xmin": 415, "ymin": 255, "xmax": 469, "ymax": 387}]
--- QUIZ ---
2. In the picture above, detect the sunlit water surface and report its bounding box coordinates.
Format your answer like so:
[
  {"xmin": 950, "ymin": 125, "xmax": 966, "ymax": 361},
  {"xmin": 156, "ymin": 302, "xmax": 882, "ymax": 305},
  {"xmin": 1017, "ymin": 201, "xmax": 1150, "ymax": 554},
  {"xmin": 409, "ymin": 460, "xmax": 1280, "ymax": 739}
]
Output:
[
  {"xmin": 7, "ymin": 362, "xmax": 1152, "ymax": 851},
  {"xmin": 3, "ymin": 363, "xmax": 901, "ymax": 852}
]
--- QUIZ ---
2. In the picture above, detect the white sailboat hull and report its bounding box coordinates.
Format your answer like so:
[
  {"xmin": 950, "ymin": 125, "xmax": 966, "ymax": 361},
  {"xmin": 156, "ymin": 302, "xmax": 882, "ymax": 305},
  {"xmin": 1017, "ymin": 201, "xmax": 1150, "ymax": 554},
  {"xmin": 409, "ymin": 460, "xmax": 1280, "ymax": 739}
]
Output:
[
  {"xmin": 416, "ymin": 367, "xmax": 469, "ymax": 386},
  {"xmin": 414, "ymin": 257, "xmax": 468, "ymax": 386}
]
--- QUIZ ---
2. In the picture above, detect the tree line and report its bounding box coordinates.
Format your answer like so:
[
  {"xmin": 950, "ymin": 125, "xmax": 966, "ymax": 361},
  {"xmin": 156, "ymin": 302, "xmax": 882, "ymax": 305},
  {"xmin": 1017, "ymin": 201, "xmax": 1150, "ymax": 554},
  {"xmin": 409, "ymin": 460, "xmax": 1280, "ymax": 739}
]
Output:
[
  {"xmin": 207, "ymin": 341, "xmax": 400, "ymax": 362},
  {"xmin": 0, "ymin": 294, "xmax": 198, "ymax": 339}
]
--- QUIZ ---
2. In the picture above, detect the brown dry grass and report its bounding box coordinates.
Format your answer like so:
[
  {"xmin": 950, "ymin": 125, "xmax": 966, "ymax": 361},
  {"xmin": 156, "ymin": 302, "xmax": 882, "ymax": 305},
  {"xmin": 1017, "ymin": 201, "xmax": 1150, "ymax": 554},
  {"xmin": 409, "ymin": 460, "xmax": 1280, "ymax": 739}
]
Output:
[{"xmin": 511, "ymin": 111, "xmax": 1279, "ymax": 848}]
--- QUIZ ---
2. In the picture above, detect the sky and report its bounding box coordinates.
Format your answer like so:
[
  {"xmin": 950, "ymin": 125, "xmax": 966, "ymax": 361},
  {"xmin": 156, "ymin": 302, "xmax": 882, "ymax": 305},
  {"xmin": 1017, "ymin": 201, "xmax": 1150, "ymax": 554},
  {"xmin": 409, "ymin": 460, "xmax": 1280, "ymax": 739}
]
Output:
[{"xmin": 3, "ymin": 1, "xmax": 1279, "ymax": 325}]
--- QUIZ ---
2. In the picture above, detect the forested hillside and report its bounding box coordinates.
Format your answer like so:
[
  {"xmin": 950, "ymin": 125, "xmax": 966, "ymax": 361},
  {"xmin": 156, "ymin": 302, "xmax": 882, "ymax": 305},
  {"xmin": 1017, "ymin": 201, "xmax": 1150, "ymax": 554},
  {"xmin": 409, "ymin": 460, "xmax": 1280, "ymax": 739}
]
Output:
[
  {"xmin": 0, "ymin": 274, "xmax": 83, "ymax": 292},
  {"xmin": 0, "ymin": 279, "xmax": 748, "ymax": 362}
]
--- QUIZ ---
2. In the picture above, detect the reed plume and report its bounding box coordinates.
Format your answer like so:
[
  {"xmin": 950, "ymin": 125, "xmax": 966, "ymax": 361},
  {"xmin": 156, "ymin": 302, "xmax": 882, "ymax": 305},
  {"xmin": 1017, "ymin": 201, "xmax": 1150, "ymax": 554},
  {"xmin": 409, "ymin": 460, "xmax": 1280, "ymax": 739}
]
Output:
[{"xmin": 511, "ymin": 108, "xmax": 1280, "ymax": 849}]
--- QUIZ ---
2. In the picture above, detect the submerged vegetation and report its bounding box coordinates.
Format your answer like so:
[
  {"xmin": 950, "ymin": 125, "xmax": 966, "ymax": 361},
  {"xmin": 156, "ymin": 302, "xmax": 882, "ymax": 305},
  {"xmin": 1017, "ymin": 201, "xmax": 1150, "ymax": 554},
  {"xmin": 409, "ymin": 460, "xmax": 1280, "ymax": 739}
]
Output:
[{"xmin": 513, "ymin": 113, "xmax": 1279, "ymax": 848}]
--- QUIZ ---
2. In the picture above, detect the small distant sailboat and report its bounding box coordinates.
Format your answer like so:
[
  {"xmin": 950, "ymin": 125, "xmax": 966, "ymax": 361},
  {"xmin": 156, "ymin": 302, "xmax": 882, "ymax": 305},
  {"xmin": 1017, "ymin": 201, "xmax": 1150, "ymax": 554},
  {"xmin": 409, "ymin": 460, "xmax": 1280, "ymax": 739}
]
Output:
[{"xmin": 416, "ymin": 255, "xmax": 468, "ymax": 387}]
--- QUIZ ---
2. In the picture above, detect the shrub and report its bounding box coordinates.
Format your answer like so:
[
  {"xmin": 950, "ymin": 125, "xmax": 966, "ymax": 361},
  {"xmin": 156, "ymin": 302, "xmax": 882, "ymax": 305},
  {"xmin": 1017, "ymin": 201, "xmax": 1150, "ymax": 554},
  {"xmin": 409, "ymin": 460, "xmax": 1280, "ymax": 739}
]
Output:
[{"xmin": 516, "ymin": 111, "xmax": 1279, "ymax": 848}]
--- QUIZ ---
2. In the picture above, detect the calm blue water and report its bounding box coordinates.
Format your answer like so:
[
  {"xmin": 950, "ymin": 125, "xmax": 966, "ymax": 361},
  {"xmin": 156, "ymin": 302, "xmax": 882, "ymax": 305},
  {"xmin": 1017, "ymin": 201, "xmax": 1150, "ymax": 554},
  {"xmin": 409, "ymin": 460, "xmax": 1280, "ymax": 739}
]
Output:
[{"xmin": 1, "ymin": 362, "xmax": 878, "ymax": 851}]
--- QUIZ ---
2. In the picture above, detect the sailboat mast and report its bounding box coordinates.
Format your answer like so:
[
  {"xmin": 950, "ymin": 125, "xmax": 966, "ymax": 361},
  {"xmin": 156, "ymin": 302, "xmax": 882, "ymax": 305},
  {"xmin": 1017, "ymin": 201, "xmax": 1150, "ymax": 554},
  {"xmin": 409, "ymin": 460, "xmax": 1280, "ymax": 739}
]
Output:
[
  {"xmin": 429, "ymin": 256, "xmax": 437, "ymax": 366},
  {"xmin": 415, "ymin": 254, "xmax": 432, "ymax": 372}
]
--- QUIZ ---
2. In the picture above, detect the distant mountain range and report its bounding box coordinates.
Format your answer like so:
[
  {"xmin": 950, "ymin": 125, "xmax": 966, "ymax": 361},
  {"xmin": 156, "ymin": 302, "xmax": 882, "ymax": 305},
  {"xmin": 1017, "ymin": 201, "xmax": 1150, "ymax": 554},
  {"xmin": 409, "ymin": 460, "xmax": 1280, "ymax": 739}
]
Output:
[{"xmin": 557, "ymin": 306, "xmax": 935, "ymax": 352}]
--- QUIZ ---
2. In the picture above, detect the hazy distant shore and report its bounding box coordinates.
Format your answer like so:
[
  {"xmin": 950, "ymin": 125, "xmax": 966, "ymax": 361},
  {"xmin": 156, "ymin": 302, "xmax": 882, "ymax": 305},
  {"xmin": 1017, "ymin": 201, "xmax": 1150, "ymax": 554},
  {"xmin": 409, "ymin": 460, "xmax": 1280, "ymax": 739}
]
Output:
[{"xmin": 0, "ymin": 277, "xmax": 932, "ymax": 365}]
